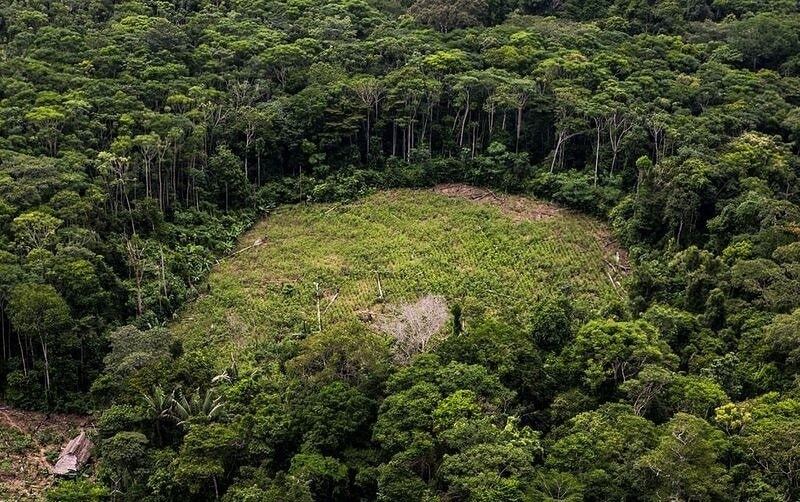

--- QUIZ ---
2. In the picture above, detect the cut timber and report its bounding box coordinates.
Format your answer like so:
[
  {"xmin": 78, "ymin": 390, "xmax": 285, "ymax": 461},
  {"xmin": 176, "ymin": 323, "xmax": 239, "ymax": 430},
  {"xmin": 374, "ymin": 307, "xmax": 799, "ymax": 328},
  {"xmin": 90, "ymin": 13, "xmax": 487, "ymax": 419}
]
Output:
[
  {"xmin": 433, "ymin": 183, "xmax": 562, "ymax": 221},
  {"xmin": 227, "ymin": 237, "xmax": 266, "ymax": 257},
  {"xmin": 51, "ymin": 431, "xmax": 93, "ymax": 476}
]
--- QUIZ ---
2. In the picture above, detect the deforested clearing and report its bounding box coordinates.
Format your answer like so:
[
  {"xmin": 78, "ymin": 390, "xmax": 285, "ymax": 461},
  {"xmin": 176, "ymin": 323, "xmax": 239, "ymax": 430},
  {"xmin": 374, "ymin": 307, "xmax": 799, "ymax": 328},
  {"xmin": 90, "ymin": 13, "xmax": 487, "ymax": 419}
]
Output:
[{"xmin": 173, "ymin": 188, "xmax": 625, "ymax": 362}]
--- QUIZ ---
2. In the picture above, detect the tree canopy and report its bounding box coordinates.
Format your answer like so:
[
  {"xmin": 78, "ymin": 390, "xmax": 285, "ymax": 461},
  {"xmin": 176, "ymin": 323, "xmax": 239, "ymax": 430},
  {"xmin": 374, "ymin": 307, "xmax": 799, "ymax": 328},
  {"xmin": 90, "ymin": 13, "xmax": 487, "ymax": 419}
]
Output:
[{"xmin": 1, "ymin": 0, "xmax": 800, "ymax": 499}]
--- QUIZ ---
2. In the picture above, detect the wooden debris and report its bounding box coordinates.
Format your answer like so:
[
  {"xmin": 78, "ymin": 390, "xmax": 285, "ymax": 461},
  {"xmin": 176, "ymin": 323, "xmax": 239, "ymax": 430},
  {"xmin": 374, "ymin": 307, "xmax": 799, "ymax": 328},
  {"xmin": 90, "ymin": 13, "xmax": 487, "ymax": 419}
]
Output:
[
  {"xmin": 228, "ymin": 237, "xmax": 266, "ymax": 257},
  {"xmin": 51, "ymin": 431, "xmax": 93, "ymax": 476}
]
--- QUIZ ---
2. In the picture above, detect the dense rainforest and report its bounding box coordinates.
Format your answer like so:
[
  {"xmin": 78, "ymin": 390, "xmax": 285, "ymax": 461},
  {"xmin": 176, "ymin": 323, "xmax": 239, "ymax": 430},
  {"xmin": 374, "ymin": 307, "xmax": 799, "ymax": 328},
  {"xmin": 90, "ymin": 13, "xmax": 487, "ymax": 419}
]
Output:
[{"xmin": 2, "ymin": 0, "xmax": 800, "ymax": 500}]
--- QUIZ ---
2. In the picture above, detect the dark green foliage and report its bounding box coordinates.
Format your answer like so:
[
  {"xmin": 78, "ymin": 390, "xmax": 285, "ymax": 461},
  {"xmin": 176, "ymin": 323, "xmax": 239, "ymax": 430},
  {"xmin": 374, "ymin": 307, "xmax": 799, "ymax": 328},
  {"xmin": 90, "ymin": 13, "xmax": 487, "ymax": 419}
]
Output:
[
  {"xmin": 1, "ymin": 0, "xmax": 800, "ymax": 499},
  {"xmin": 546, "ymin": 403, "xmax": 657, "ymax": 500},
  {"xmin": 530, "ymin": 295, "xmax": 574, "ymax": 352},
  {"xmin": 438, "ymin": 319, "xmax": 546, "ymax": 404},
  {"xmin": 637, "ymin": 413, "xmax": 730, "ymax": 501}
]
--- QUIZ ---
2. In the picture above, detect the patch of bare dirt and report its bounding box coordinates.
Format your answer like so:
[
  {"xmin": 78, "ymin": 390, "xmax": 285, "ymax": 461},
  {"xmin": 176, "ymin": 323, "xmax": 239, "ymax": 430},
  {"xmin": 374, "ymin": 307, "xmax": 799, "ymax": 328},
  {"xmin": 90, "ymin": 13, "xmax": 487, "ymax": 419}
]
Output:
[
  {"xmin": 595, "ymin": 227, "xmax": 630, "ymax": 273},
  {"xmin": 591, "ymin": 227, "xmax": 630, "ymax": 298},
  {"xmin": 433, "ymin": 183, "xmax": 563, "ymax": 222},
  {"xmin": 0, "ymin": 405, "xmax": 93, "ymax": 500}
]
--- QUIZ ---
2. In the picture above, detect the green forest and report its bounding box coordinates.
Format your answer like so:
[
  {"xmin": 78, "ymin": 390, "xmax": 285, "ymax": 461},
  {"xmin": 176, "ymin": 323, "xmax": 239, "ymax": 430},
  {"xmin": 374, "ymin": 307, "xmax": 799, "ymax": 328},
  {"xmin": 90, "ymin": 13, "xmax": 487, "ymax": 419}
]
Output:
[{"xmin": 2, "ymin": 0, "xmax": 800, "ymax": 500}]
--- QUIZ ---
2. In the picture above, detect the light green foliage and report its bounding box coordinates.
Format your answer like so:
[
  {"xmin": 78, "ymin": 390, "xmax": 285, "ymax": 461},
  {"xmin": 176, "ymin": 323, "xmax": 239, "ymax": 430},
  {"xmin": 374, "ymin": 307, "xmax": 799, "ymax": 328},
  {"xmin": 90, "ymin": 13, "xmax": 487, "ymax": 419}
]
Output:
[
  {"xmin": 641, "ymin": 303, "xmax": 719, "ymax": 367},
  {"xmin": 529, "ymin": 296, "xmax": 574, "ymax": 351},
  {"xmin": 173, "ymin": 190, "xmax": 620, "ymax": 363},
  {"xmin": 7, "ymin": 283, "xmax": 72, "ymax": 401},
  {"xmin": 208, "ymin": 145, "xmax": 253, "ymax": 211},
  {"xmin": 98, "ymin": 431, "xmax": 151, "ymax": 495},
  {"xmin": 11, "ymin": 210, "xmax": 62, "ymax": 251},
  {"xmin": 666, "ymin": 374, "xmax": 729, "ymax": 418},
  {"xmin": 294, "ymin": 381, "xmax": 375, "ymax": 453},
  {"xmin": 437, "ymin": 318, "xmax": 545, "ymax": 402},
  {"xmin": 92, "ymin": 325, "xmax": 177, "ymax": 399},
  {"xmin": 718, "ymin": 394, "xmax": 800, "ymax": 499},
  {"xmin": 754, "ymin": 308, "xmax": 800, "ymax": 384},
  {"xmin": 172, "ymin": 423, "xmax": 242, "ymax": 495},
  {"xmin": 223, "ymin": 473, "xmax": 314, "ymax": 502},
  {"xmin": 742, "ymin": 416, "xmax": 800, "ymax": 499},
  {"xmin": 288, "ymin": 453, "xmax": 349, "ymax": 499},
  {"xmin": 7, "ymin": 284, "xmax": 71, "ymax": 340},
  {"xmin": 286, "ymin": 321, "xmax": 392, "ymax": 391},
  {"xmin": 103, "ymin": 326, "xmax": 174, "ymax": 378},
  {"xmin": 528, "ymin": 469, "xmax": 584, "ymax": 501},
  {"xmin": 373, "ymin": 355, "xmax": 515, "ymax": 453},
  {"xmin": 46, "ymin": 479, "xmax": 109, "ymax": 501},
  {"xmin": 408, "ymin": 0, "xmax": 488, "ymax": 33},
  {"xmin": 726, "ymin": 13, "xmax": 800, "ymax": 69},
  {"xmin": 437, "ymin": 418, "xmax": 541, "ymax": 500}
]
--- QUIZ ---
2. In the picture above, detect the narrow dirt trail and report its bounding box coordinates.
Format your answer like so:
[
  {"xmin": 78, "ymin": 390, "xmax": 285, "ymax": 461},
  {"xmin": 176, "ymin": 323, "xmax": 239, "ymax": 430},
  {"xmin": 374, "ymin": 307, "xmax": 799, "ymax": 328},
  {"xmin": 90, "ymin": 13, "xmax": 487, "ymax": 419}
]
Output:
[{"xmin": 0, "ymin": 406, "xmax": 26, "ymax": 433}]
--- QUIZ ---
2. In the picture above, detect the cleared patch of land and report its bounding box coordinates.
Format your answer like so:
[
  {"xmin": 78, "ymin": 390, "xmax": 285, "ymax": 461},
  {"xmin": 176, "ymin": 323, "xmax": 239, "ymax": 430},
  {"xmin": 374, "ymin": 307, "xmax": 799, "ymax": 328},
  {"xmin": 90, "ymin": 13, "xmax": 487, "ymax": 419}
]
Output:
[
  {"xmin": 174, "ymin": 187, "xmax": 626, "ymax": 361},
  {"xmin": 434, "ymin": 183, "xmax": 565, "ymax": 221},
  {"xmin": 0, "ymin": 406, "xmax": 92, "ymax": 500}
]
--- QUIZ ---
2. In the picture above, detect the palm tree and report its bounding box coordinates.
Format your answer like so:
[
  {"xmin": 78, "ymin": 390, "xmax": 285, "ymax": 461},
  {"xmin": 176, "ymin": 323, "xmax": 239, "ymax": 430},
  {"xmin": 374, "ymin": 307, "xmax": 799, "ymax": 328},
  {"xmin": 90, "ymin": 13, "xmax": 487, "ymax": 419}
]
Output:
[
  {"xmin": 170, "ymin": 388, "xmax": 225, "ymax": 426},
  {"xmin": 142, "ymin": 386, "xmax": 174, "ymax": 445}
]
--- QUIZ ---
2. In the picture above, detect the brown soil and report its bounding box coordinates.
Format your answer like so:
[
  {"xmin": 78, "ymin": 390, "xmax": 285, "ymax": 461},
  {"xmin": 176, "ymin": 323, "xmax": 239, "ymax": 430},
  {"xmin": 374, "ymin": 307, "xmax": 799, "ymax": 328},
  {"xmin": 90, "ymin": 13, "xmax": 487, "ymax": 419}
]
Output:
[
  {"xmin": 0, "ymin": 405, "xmax": 93, "ymax": 501},
  {"xmin": 595, "ymin": 227, "xmax": 630, "ymax": 273},
  {"xmin": 433, "ymin": 183, "xmax": 563, "ymax": 222}
]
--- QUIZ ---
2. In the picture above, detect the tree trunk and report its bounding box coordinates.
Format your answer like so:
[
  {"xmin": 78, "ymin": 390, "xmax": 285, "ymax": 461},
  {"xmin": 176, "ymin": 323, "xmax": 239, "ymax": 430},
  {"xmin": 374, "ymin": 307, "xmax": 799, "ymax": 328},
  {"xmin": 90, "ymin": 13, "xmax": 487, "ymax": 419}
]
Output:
[
  {"xmin": 471, "ymin": 124, "xmax": 477, "ymax": 159},
  {"xmin": 550, "ymin": 132, "xmax": 564, "ymax": 174},
  {"xmin": 365, "ymin": 111, "xmax": 370, "ymax": 158},
  {"xmin": 145, "ymin": 161, "xmax": 151, "ymax": 198},
  {"xmin": 172, "ymin": 143, "xmax": 178, "ymax": 208},
  {"xmin": 459, "ymin": 97, "xmax": 469, "ymax": 147},
  {"xmin": 157, "ymin": 156, "xmax": 164, "ymax": 211},
  {"xmin": 594, "ymin": 119, "xmax": 601, "ymax": 187},
  {"xmin": 16, "ymin": 330, "xmax": 26, "ymax": 376},
  {"xmin": 610, "ymin": 148, "xmax": 618, "ymax": 176},
  {"xmin": 257, "ymin": 151, "xmax": 261, "ymax": 187},
  {"xmin": 40, "ymin": 336, "xmax": 50, "ymax": 400},
  {"xmin": 392, "ymin": 121, "xmax": 397, "ymax": 157},
  {"xmin": 1, "ymin": 309, "xmax": 5, "ymax": 362}
]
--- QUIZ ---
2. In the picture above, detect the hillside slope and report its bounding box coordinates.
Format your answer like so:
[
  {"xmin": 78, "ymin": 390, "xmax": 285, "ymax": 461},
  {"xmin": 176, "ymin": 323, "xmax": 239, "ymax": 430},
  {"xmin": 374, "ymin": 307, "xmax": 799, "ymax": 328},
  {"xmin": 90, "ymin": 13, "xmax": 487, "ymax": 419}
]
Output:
[
  {"xmin": 0, "ymin": 406, "xmax": 92, "ymax": 500},
  {"xmin": 174, "ymin": 186, "xmax": 626, "ymax": 362}
]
